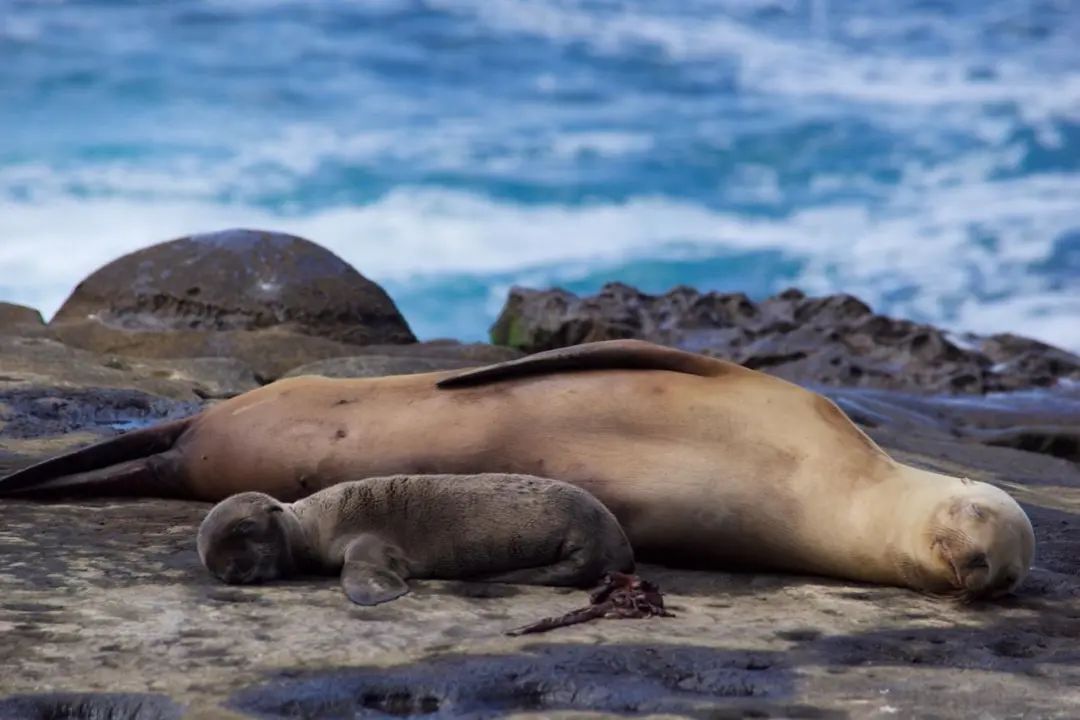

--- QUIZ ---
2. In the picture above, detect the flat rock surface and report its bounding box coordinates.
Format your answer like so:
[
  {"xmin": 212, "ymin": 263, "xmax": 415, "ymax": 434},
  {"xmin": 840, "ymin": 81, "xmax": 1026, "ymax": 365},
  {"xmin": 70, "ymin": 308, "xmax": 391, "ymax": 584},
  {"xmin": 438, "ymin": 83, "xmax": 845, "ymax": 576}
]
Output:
[
  {"xmin": 46, "ymin": 324, "xmax": 410, "ymax": 384},
  {"xmin": 0, "ymin": 334, "xmax": 259, "ymax": 401},
  {"xmin": 0, "ymin": 432, "xmax": 1078, "ymax": 719}
]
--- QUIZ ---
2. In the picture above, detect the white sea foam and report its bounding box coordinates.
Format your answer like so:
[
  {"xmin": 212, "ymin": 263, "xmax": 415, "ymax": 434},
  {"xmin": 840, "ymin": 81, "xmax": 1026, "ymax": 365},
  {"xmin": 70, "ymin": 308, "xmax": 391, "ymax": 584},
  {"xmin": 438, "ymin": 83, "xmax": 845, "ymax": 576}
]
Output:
[
  {"xmin": 434, "ymin": 0, "xmax": 1080, "ymax": 122},
  {"xmin": 1, "ymin": 170, "xmax": 1076, "ymax": 350},
  {"xmin": 1, "ymin": 1, "xmax": 1076, "ymax": 352}
]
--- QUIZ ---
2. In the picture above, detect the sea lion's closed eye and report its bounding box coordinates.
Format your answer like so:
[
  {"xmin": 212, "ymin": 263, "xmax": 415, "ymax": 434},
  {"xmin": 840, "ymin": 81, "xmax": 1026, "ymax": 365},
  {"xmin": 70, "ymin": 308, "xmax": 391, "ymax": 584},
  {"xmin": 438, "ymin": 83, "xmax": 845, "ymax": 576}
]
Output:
[{"xmin": 232, "ymin": 519, "xmax": 257, "ymax": 536}]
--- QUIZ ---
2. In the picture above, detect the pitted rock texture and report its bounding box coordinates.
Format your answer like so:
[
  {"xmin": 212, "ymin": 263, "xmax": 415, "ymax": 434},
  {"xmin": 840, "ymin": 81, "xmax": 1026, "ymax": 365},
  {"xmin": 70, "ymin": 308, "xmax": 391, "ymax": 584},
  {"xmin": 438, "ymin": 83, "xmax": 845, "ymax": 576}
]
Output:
[
  {"xmin": 51, "ymin": 228, "xmax": 415, "ymax": 347},
  {"xmin": 492, "ymin": 283, "xmax": 1080, "ymax": 395},
  {"xmin": 0, "ymin": 692, "xmax": 183, "ymax": 720}
]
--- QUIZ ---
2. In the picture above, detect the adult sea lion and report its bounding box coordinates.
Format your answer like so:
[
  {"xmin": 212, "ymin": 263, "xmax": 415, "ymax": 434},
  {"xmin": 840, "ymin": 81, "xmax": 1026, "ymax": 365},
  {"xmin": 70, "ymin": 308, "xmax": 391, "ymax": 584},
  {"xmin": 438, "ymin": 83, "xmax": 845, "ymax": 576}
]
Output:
[
  {"xmin": 197, "ymin": 473, "xmax": 635, "ymax": 605},
  {"xmin": 0, "ymin": 339, "xmax": 1035, "ymax": 599}
]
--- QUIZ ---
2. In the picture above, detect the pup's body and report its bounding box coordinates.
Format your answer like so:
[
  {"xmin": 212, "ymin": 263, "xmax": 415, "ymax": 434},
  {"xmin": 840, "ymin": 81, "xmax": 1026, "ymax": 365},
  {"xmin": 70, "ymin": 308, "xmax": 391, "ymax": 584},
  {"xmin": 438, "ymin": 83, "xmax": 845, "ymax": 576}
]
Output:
[{"xmin": 196, "ymin": 473, "xmax": 635, "ymax": 605}]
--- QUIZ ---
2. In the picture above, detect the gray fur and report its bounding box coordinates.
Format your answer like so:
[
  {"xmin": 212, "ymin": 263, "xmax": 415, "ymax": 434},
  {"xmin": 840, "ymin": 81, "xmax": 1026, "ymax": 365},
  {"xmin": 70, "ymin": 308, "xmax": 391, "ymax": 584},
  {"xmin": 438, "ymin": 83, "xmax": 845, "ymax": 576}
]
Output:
[{"xmin": 197, "ymin": 473, "xmax": 635, "ymax": 606}]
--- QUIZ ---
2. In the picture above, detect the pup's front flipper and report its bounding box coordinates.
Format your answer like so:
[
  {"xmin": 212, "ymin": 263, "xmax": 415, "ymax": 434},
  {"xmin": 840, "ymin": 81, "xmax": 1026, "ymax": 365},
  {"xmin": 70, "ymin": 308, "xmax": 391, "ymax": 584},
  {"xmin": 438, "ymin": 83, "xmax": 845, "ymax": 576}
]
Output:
[
  {"xmin": 340, "ymin": 534, "xmax": 411, "ymax": 606},
  {"xmin": 341, "ymin": 561, "xmax": 409, "ymax": 605}
]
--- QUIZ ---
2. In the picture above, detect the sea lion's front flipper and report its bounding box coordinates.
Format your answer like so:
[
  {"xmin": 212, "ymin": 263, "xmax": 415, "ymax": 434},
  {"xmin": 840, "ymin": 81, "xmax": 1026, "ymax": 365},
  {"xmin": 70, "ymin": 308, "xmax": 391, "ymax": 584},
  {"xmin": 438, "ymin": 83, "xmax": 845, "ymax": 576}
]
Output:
[
  {"xmin": 436, "ymin": 339, "xmax": 733, "ymax": 389},
  {"xmin": 341, "ymin": 561, "xmax": 409, "ymax": 606},
  {"xmin": 340, "ymin": 534, "xmax": 411, "ymax": 606},
  {"xmin": 0, "ymin": 418, "xmax": 193, "ymax": 498}
]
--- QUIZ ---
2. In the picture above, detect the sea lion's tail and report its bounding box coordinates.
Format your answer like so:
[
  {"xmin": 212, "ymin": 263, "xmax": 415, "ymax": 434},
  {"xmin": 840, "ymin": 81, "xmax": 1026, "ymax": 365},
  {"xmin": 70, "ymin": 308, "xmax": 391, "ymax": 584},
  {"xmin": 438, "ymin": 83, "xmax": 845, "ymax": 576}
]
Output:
[
  {"xmin": 437, "ymin": 339, "xmax": 738, "ymax": 389},
  {"xmin": 0, "ymin": 417, "xmax": 193, "ymax": 498}
]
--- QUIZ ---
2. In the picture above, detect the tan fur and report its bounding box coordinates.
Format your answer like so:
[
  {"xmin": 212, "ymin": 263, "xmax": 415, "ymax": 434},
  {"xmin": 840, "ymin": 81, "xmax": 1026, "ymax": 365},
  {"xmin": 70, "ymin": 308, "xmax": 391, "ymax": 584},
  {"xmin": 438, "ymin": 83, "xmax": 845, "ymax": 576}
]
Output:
[{"xmin": 7, "ymin": 339, "xmax": 1035, "ymax": 596}]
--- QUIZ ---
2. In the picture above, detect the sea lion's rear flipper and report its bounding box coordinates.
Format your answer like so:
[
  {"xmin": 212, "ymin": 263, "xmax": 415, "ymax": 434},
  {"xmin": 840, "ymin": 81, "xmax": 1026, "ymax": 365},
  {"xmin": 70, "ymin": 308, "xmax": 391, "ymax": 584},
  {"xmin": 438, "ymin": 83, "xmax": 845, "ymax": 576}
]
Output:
[
  {"xmin": 436, "ymin": 339, "xmax": 732, "ymax": 389},
  {"xmin": 0, "ymin": 417, "xmax": 192, "ymax": 498},
  {"xmin": 475, "ymin": 558, "xmax": 597, "ymax": 587},
  {"xmin": 340, "ymin": 534, "xmax": 411, "ymax": 606}
]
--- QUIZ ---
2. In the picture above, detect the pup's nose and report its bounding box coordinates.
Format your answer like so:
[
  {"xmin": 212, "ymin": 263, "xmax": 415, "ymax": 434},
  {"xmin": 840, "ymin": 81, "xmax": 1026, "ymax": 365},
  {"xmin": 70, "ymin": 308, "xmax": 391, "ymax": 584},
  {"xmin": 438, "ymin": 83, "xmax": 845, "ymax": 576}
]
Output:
[{"xmin": 224, "ymin": 558, "xmax": 255, "ymax": 583}]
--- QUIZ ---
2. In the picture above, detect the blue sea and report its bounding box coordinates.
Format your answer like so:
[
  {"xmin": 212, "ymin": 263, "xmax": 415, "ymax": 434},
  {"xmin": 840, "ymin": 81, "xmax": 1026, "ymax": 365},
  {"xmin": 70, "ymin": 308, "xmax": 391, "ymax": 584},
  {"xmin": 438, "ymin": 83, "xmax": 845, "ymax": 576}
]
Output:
[{"xmin": 0, "ymin": 0, "xmax": 1077, "ymax": 350}]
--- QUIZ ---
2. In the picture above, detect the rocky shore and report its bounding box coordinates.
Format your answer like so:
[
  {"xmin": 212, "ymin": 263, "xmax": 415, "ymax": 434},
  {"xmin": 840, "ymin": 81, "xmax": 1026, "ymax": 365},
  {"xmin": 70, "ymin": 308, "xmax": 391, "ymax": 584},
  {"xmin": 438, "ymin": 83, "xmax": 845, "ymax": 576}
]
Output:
[{"xmin": 1, "ymin": 229, "xmax": 1078, "ymax": 718}]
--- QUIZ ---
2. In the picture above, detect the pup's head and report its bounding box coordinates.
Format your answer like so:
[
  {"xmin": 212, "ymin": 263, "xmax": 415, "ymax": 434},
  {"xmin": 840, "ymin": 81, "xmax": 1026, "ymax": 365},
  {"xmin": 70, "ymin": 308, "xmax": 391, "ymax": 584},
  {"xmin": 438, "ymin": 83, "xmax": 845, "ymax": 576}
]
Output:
[{"xmin": 197, "ymin": 492, "xmax": 293, "ymax": 584}]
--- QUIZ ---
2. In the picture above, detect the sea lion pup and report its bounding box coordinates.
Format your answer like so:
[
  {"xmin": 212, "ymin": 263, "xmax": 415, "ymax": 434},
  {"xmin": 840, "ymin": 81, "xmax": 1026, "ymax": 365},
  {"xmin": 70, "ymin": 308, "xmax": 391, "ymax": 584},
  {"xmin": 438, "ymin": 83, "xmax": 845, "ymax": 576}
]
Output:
[
  {"xmin": 196, "ymin": 473, "xmax": 635, "ymax": 605},
  {"xmin": 3, "ymin": 339, "xmax": 1035, "ymax": 599}
]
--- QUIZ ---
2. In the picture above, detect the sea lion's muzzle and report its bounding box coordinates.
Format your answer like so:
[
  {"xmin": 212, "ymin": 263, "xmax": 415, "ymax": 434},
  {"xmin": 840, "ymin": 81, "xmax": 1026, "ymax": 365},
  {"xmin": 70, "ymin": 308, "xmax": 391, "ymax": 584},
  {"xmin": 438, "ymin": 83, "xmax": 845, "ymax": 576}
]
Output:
[{"xmin": 931, "ymin": 524, "xmax": 1025, "ymax": 601}]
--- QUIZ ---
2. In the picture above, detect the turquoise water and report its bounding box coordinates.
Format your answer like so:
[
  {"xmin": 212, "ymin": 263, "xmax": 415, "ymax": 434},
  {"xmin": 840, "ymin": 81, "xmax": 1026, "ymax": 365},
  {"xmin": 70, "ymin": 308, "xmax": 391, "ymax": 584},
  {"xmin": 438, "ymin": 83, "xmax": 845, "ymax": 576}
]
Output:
[{"xmin": 0, "ymin": 0, "xmax": 1077, "ymax": 348}]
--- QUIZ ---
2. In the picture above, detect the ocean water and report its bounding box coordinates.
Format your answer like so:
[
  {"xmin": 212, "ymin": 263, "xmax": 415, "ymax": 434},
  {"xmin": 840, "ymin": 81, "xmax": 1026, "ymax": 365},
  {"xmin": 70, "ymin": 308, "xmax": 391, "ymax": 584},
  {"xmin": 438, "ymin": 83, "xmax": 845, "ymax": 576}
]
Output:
[{"xmin": 0, "ymin": 0, "xmax": 1077, "ymax": 349}]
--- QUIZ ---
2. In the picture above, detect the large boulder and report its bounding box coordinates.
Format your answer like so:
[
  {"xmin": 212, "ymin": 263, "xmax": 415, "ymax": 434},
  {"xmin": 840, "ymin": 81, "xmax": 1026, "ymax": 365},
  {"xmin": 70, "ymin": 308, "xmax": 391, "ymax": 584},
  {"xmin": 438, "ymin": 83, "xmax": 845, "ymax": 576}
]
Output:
[
  {"xmin": 491, "ymin": 283, "xmax": 1080, "ymax": 395},
  {"xmin": 51, "ymin": 229, "xmax": 415, "ymax": 346}
]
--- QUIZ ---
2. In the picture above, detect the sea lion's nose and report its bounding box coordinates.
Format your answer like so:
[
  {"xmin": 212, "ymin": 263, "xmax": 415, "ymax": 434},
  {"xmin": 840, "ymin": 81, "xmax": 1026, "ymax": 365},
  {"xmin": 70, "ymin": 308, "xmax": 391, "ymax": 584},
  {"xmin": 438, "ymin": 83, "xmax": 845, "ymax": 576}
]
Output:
[{"xmin": 224, "ymin": 557, "xmax": 255, "ymax": 583}]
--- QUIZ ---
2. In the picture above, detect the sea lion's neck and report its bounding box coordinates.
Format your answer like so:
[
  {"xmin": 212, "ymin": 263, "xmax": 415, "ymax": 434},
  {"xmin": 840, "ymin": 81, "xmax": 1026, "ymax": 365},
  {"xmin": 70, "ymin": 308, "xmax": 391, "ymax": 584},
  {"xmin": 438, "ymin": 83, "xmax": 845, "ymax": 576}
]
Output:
[
  {"xmin": 848, "ymin": 463, "xmax": 961, "ymax": 585},
  {"xmin": 279, "ymin": 506, "xmax": 322, "ymax": 574}
]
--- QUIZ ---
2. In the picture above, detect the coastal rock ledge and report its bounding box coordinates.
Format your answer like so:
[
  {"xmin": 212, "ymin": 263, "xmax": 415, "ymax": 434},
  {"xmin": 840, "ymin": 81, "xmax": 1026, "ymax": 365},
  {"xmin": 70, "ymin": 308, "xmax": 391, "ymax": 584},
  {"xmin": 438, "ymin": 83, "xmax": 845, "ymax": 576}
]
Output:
[
  {"xmin": 1, "ymin": 233, "xmax": 1079, "ymax": 717},
  {"xmin": 491, "ymin": 283, "xmax": 1080, "ymax": 395}
]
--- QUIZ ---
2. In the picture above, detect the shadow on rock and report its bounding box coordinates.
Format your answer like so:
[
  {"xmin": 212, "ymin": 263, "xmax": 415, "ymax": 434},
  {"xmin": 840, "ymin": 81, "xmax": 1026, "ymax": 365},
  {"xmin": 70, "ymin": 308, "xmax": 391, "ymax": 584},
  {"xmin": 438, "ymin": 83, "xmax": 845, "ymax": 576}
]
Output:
[
  {"xmin": 0, "ymin": 387, "xmax": 200, "ymax": 442},
  {"xmin": 803, "ymin": 602, "xmax": 1080, "ymax": 673},
  {"xmin": 0, "ymin": 692, "xmax": 182, "ymax": 720},
  {"xmin": 229, "ymin": 643, "xmax": 843, "ymax": 720}
]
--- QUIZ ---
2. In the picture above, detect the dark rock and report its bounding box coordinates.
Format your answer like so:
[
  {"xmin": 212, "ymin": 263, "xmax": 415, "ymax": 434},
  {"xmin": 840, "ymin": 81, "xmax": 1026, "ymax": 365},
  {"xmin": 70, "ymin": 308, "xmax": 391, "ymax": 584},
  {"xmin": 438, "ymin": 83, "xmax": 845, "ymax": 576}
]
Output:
[
  {"xmin": 51, "ymin": 228, "xmax": 415, "ymax": 346},
  {"xmin": 284, "ymin": 342, "xmax": 521, "ymax": 379},
  {"xmin": 492, "ymin": 283, "xmax": 1080, "ymax": 395},
  {"xmin": 825, "ymin": 384, "xmax": 1080, "ymax": 464},
  {"xmin": 0, "ymin": 386, "xmax": 199, "ymax": 443},
  {"xmin": 229, "ymin": 643, "xmax": 794, "ymax": 718},
  {"xmin": 0, "ymin": 692, "xmax": 183, "ymax": 720},
  {"xmin": 974, "ymin": 425, "xmax": 1080, "ymax": 464},
  {"xmin": 970, "ymin": 333, "xmax": 1080, "ymax": 391},
  {"xmin": 0, "ymin": 334, "xmax": 238, "ymax": 470}
]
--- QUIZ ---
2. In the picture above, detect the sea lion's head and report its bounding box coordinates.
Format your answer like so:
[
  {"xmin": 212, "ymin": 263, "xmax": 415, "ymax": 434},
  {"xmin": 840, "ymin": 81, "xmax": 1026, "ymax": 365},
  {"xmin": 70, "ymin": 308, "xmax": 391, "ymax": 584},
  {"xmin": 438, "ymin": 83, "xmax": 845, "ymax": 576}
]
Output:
[
  {"xmin": 197, "ymin": 492, "xmax": 294, "ymax": 584},
  {"xmin": 920, "ymin": 480, "xmax": 1034, "ymax": 601}
]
